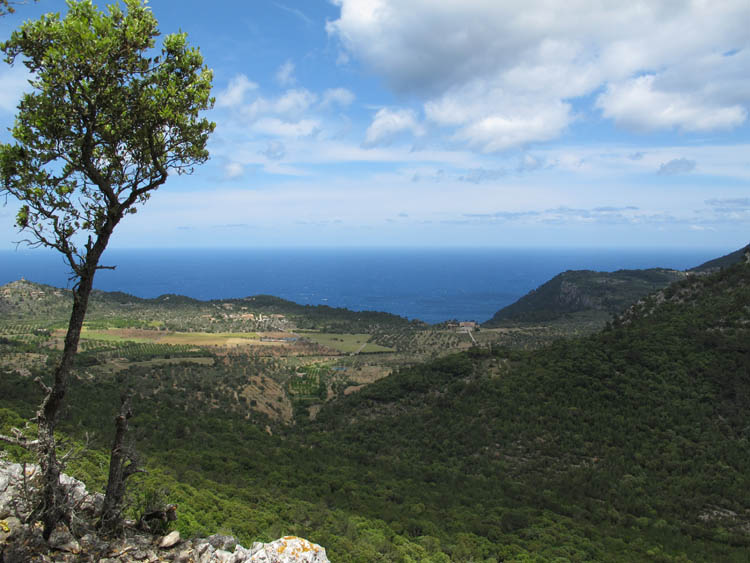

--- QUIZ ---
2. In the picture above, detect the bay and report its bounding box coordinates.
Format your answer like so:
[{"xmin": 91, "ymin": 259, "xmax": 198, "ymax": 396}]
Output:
[{"xmin": 0, "ymin": 247, "xmax": 724, "ymax": 324}]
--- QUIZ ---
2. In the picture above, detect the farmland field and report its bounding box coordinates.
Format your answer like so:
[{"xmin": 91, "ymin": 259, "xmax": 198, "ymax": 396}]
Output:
[
  {"xmin": 74, "ymin": 328, "xmax": 263, "ymax": 347},
  {"xmin": 298, "ymin": 331, "xmax": 394, "ymax": 353}
]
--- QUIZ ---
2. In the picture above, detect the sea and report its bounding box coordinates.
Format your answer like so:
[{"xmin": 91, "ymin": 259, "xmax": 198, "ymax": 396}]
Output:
[{"xmin": 0, "ymin": 247, "xmax": 726, "ymax": 324}]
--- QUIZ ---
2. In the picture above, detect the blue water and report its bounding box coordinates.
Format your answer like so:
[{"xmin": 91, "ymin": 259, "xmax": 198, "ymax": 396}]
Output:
[{"xmin": 0, "ymin": 247, "xmax": 726, "ymax": 324}]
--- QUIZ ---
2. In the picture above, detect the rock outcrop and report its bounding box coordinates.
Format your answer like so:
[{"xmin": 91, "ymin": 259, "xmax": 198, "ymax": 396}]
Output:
[{"xmin": 0, "ymin": 461, "xmax": 329, "ymax": 562}]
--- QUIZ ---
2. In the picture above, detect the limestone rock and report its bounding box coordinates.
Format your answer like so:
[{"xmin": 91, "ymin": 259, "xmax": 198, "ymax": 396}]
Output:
[
  {"xmin": 48, "ymin": 523, "xmax": 81, "ymax": 554},
  {"xmin": 212, "ymin": 548, "xmax": 234, "ymax": 562},
  {"xmin": 159, "ymin": 530, "xmax": 181, "ymax": 548},
  {"xmin": 208, "ymin": 533, "xmax": 237, "ymax": 551},
  {"xmin": 0, "ymin": 516, "xmax": 22, "ymax": 542},
  {"xmin": 245, "ymin": 536, "xmax": 329, "ymax": 563},
  {"xmin": 0, "ymin": 462, "xmax": 38, "ymax": 519}
]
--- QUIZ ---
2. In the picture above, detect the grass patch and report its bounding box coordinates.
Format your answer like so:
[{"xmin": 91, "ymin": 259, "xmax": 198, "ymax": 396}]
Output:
[
  {"xmin": 77, "ymin": 328, "xmax": 261, "ymax": 347},
  {"xmin": 299, "ymin": 332, "xmax": 394, "ymax": 354},
  {"xmin": 80, "ymin": 328, "xmax": 153, "ymax": 344}
]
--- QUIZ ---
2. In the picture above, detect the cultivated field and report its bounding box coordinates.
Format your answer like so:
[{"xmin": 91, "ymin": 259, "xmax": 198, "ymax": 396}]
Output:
[{"xmin": 297, "ymin": 331, "xmax": 394, "ymax": 354}]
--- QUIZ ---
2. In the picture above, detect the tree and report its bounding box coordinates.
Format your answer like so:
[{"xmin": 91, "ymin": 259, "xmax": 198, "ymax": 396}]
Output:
[{"xmin": 0, "ymin": 0, "xmax": 214, "ymax": 538}]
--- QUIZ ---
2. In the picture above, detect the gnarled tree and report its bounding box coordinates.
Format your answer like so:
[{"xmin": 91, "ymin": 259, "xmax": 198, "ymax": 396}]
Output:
[{"xmin": 0, "ymin": 0, "xmax": 214, "ymax": 538}]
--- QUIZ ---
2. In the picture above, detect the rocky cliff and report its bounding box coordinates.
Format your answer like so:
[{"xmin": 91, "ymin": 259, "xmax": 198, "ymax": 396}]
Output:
[{"xmin": 0, "ymin": 461, "xmax": 329, "ymax": 563}]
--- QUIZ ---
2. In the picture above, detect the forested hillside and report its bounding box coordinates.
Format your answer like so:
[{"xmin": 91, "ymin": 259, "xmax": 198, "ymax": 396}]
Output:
[
  {"xmin": 485, "ymin": 243, "xmax": 749, "ymax": 328},
  {"xmin": 1, "ymin": 257, "xmax": 749, "ymax": 561},
  {"xmin": 483, "ymin": 267, "xmax": 685, "ymax": 325},
  {"xmin": 688, "ymin": 243, "xmax": 750, "ymax": 273}
]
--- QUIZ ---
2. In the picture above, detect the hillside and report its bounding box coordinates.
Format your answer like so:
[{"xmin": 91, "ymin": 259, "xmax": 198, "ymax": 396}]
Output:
[
  {"xmin": 2, "ymin": 255, "xmax": 750, "ymax": 561},
  {"xmin": 688, "ymin": 243, "xmax": 750, "ymax": 273},
  {"xmin": 0, "ymin": 278, "xmax": 418, "ymax": 333},
  {"xmin": 484, "ymin": 242, "xmax": 750, "ymax": 327},
  {"xmin": 483, "ymin": 267, "xmax": 685, "ymax": 326},
  {"xmin": 305, "ymin": 257, "xmax": 750, "ymax": 559}
]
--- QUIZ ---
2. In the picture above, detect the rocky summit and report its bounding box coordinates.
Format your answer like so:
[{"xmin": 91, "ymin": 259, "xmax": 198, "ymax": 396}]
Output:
[{"xmin": 0, "ymin": 461, "xmax": 329, "ymax": 563}]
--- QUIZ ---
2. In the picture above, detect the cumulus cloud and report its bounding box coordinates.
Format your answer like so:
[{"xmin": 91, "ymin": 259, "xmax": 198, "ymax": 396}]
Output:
[
  {"xmin": 597, "ymin": 75, "xmax": 747, "ymax": 132},
  {"xmin": 328, "ymin": 0, "xmax": 750, "ymax": 150},
  {"xmin": 657, "ymin": 158, "xmax": 696, "ymax": 175},
  {"xmin": 449, "ymin": 100, "xmax": 571, "ymax": 153},
  {"xmin": 363, "ymin": 108, "xmax": 424, "ymax": 147},
  {"xmin": 217, "ymin": 75, "xmax": 318, "ymax": 123},
  {"xmin": 242, "ymin": 88, "xmax": 318, "ymax": 121},
  {"xmin": 216, "ymin": 74, "xmax": 258, "ymax": 108}
]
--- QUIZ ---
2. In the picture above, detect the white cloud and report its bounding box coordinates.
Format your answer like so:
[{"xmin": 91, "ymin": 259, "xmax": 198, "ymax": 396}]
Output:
[
  {"xmin": 241, "ymin": 88, "xmax": 318, "ymax": 121},
  {"xmin": 363, "ymin": 108, "xmax": 424, "ymax": 147},
  {"xmin": 320, "ymin": 88, "xmax": 355, "ymax": 108},
  {"xmin": 275, "ymin": 60, "xmax": 296, "ymax": 87},
  {"xmin": 329, "ymin": 0, "xmax": 750, "ymax": 150},
  {"xmin": 449, "ymin": 100, "xmax": 571, "ymax": 153},
  {"xmin": 252, "ymin": 117, "xmax": 320, "ymax": 138},
  {"xmin": 274, "ymin": 89, "xmax": 316, "ymax": 116},
  {"xmin": 224, "ymin": 162, "xmax": 245, "ymax": 179},
  {"xmin": 216, "ymin": 74, "xmax": 258, "ymax": 108},
  {"xmin": 597, "ymin": 75, "xmax": 747, "ymax": 132},
  {"xmin": 0, "ymin": 66, "xmax": 32, "ymax": 113}
]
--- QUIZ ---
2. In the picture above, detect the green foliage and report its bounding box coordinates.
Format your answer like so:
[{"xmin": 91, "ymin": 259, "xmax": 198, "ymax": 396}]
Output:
[
  {"xmin": 0, "ymin": 0, "xmax": 214, "ymax": 269},
  {"xmin": 2, "ymin": 260, "xmax": 750, "ymax": 560}
]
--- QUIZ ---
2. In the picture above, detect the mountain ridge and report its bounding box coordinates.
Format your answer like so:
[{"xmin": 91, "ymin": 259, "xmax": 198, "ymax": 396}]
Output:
[{"xmin": 484, "ymin": 242, "xmax": 749, "ymax": 326}]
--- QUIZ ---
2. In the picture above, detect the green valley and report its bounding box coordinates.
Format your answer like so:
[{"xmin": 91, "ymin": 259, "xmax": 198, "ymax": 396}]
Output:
[{"xmin": 1, "ymin": 248, "xmax": 749, "ymax": 561}]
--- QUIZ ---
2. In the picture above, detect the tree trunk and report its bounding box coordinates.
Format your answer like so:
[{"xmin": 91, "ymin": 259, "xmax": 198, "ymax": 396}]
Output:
[
  {"xmin": 35, "ymin": 266, "xmax": 97, "ymax": 539},
  {"xmin": 98, "ymin": 396, "xmax": 141, "ymax": 535}
]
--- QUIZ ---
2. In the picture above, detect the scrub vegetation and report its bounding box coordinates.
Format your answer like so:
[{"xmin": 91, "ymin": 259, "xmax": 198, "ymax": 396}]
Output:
[{"xmin": 1, "ymin": 251, "xmax": 749, "ymax": 561}]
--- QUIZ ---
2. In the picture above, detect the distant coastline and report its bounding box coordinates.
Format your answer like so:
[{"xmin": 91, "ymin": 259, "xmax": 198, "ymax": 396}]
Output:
[{"xmin": 0, "ymin": 246, "xmax": 727, "ymax": 324}]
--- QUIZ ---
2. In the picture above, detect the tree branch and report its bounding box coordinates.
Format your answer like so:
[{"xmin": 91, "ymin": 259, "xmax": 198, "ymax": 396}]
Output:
[
  {"xmin": 0, "ymin": 432, "xmax": 38, "ymax": 450},
  {"xmin": 35, "ymin": 376, "xmax": 51, "ymax": 395}
]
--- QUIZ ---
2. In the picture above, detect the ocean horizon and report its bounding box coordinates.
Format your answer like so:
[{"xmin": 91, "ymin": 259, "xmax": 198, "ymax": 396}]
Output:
[{"xmin": 0, "ymin": 246, "xmax": 729, "ymax": 324}]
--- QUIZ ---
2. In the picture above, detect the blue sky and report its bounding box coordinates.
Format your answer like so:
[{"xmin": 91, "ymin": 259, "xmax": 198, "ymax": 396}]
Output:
[{"xmin": 1, "ymin": 0, "xmax": 749, "ymax": 250}]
